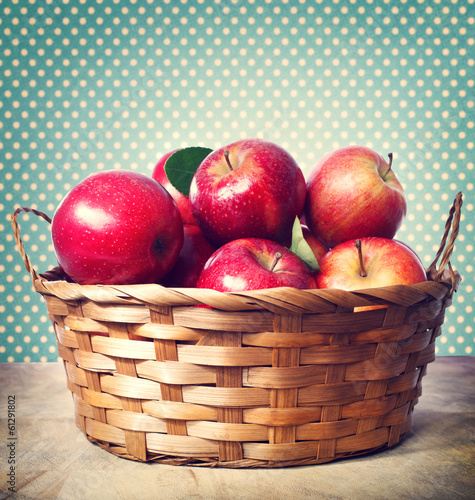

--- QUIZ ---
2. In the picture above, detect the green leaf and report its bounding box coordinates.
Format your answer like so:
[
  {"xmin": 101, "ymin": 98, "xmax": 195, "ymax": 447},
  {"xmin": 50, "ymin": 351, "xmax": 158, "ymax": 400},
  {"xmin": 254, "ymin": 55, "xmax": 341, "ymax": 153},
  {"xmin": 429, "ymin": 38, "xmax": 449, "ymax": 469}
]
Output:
[
  {"xmin": 164, "ymin": 146, "xmax": 213, "ymax": 197},
  {"xmin": 289, "ymin": 216, "xmax": 321, "ymax": 272}
]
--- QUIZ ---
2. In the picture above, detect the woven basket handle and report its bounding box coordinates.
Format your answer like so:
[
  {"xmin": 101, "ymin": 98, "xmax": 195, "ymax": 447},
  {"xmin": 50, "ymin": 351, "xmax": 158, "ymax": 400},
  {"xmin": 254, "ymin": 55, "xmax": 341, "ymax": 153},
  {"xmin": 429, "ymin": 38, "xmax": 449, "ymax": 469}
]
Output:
[
  {"xmin": 426, "ymin": 191, "xmax": 463, "ymax": 293},
  {"xmin": 11, "ymin": 207, "xmax": 53, "ymax": 284}
]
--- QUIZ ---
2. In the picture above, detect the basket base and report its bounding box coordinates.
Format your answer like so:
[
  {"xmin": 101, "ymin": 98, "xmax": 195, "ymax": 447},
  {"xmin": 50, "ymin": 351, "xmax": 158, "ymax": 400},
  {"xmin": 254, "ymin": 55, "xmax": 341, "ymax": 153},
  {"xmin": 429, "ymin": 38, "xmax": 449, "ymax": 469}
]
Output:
[{"xmin": 79, "ymin": 422, "xmax": 412, "ymax": 468}]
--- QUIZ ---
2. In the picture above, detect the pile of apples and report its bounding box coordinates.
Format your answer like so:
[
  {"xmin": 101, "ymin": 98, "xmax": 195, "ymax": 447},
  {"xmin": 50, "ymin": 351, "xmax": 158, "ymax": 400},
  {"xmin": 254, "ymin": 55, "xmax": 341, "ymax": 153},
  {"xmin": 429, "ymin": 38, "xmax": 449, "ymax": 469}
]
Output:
[{"xmin": 51, "ymin": 138, "xmax": 427, "ymax": 296}]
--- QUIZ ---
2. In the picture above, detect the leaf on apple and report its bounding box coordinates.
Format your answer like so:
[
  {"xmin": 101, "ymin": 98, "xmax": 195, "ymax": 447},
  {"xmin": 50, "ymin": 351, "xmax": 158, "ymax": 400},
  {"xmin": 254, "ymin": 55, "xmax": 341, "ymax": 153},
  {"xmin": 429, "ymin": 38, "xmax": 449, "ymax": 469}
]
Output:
[
  {"xmin": 289, "ymin": 217, "xmax": 321, "ymax": 272},
  {"xmin": 164, "ymin": 146, "xmax": 213, "ymax": 197}
]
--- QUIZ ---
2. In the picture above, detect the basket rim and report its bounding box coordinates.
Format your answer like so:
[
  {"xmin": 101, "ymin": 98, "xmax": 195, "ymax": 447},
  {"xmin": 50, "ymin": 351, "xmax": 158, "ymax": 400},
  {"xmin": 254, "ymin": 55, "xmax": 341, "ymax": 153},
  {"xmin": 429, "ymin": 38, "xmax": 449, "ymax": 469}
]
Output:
[{"xmin": 30, "ymin": 266, "xmax": 461, "ymax": 313}]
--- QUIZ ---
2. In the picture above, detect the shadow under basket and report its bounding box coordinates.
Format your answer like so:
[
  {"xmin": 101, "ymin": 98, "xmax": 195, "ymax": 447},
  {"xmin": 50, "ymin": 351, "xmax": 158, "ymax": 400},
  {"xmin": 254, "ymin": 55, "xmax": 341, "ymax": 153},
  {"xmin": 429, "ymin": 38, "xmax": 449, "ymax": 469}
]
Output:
[{"xmin": 11, "ymin": 193, "xmax": 463, "ymax": 468}]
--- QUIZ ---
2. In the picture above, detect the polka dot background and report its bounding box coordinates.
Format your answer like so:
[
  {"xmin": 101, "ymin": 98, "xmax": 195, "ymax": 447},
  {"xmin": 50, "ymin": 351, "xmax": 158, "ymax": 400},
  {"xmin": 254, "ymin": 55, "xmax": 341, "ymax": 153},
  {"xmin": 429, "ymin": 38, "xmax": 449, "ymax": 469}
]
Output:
[{"xmin": 1, "ymin": 0, "xmax": 473, "ymax": 362}]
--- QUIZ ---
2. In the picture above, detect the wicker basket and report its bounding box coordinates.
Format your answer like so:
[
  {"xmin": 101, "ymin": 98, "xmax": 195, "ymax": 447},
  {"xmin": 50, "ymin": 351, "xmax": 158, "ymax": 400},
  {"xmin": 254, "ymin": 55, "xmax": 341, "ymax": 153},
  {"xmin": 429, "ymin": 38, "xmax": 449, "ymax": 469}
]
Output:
[{"xmin": 11, "ymin": 192, "xmax": 463, "ymax": 468}]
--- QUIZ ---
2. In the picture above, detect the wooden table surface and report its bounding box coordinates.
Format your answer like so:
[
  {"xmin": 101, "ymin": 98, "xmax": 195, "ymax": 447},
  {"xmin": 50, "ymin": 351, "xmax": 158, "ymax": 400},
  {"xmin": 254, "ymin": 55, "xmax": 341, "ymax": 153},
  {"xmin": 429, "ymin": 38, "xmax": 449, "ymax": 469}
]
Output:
[{"xmin": 1, "ymin": 357, "xmax": 474, "ymax": 499}]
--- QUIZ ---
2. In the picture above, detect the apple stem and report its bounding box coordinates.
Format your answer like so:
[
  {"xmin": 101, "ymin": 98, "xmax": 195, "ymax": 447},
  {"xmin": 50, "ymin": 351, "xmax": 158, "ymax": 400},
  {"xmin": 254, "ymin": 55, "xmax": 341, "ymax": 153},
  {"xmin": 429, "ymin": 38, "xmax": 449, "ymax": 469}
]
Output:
[
  {"xmin": 381, "ymin": 152, "xmax": 393, "ymax": 180},
  {"xmin": 224, "ymin": 150, "xmax": 234, "ymax": 171},
  {"xmin": 355, "ymin": 239, "xmax": 367, "ymax": 278},
  {"xmin": 270, "ymin": 252, "xmax": 283, "ymax": 272}
]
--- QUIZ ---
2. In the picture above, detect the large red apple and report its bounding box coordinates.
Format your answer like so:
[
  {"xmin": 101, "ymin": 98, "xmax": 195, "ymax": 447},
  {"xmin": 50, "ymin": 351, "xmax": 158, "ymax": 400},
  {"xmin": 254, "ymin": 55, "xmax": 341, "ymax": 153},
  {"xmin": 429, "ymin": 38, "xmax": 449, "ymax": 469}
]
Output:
[
  {"xmin": 197, "ymin": 238, "xmax": 316, "ymax": 292},
  {"xmin": 189, "ymin": 138, "xmax": 307, "ymax": 246},
  {"xmin": 51, "ymin": 170, "xmax": 184, "ymax": 285},
  {"xmin": 316, "ymin": 237, "xmax": 427, "ymax": 298},
  {"xmin": 161, "ymin": 224, "xmax": 218, "ymax": 288},
  {"xmin": 152, "ymin": 149, "xmax": 195, "ymax": 225},
  {"xmin": 304, "ymin": 146, "xmax": 407, "ymax": 248}
]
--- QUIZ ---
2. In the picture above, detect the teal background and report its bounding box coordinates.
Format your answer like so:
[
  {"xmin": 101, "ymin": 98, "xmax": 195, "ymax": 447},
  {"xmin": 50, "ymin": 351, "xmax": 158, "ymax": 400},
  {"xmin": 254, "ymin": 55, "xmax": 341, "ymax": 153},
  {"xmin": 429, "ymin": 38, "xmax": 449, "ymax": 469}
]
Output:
[{"xmin": 1, "ymin": 0, "xmax": 473, "ymax": 362}]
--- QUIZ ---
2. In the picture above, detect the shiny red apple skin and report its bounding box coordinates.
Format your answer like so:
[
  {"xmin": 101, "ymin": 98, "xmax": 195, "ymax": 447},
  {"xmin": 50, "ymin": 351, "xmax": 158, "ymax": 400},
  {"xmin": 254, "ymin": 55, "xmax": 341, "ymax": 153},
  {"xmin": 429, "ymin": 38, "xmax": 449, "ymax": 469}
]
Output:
[
  {"xmin": 51, "ymin": 170, "xmax": 184, "ymax": 285},
  {"xmin": 189, "ymin": 138, "xmax": 307, "ymax": 246},
  {"xmin": 197, "ymin": 238, "xmax": 316, "ymax": 292},
  {"xmin": 152, "ymin": 149, "xmax": 196, "ymax": 225},
  {"xmin": 304, "ymin": 146, "xmax": 407, "ymax": 249},
  {"xmin": 161, "ymin": 224, "xmax": 218, "ymax": 288},
  {"xmin": 315, "ymin": 237, "xmax": 427, "ymax": 292}
]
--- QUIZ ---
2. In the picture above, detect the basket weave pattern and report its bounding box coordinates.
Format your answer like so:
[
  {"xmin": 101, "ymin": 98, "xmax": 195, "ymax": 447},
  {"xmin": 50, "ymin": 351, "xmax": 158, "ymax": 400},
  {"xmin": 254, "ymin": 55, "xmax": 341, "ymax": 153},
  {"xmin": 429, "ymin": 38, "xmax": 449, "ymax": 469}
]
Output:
[{"xmin": 11, "ymin": 193, "xmax": 462, "ymax": 468}]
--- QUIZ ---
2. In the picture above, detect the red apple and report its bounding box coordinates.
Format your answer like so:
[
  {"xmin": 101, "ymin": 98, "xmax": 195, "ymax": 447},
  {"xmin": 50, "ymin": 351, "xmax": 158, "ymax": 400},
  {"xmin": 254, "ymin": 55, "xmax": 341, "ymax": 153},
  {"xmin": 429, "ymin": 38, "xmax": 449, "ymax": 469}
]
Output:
[
  {"xmin": 189, "ymin": 138, "xmax": 307, "ymax": 246},
  {"xmin": 197, "ymin": 238, "xmax": 316, "ymax": 292},
  {"xmin": 161, "ymin": 224, "xmax": 218, "ymax": 288},
  {"xmin": 315, "ymin": 237, "xmax": 427, "ymax": 310},
  {"xmin": 152, "ymin": 149, "xmax": 196, "ymax": 225},
  {"xmin": 51, "ymin": 170, "xmax": 184, "ymax": 285},
  {"xmin": 304, "ymin": 146, "xmax": 407, "ymax": 248}
]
